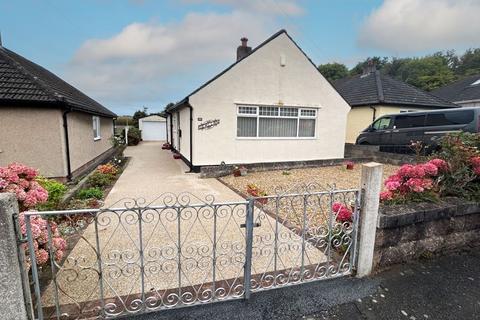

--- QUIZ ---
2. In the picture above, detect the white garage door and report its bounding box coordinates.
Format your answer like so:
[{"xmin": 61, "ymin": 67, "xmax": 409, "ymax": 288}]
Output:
[{"xmin": 141, "ymin": 121, "xmax": 167, "ymax": 141}]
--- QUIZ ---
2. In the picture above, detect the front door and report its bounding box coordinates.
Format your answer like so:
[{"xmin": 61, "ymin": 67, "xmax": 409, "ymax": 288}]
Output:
[{"xmin": 177, "ymin": 112, "xmax": 181, "ymax": 152}]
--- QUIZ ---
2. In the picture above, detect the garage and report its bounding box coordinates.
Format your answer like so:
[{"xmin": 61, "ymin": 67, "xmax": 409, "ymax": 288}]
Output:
[{"xmin": 139, "ymin": 115, "xmax": 167, "ymax": 141}]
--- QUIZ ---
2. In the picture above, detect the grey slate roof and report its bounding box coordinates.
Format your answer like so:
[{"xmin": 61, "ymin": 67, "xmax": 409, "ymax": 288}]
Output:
[
  {"xmin": 333, "ymin": 71, "xmax": 458, "ymax": 109},
  {"xmin": 0, "ymin": 46, "xmax": 116, "ymax": 117},
  {"xmin": 431, "ymin": 74, "xmax": 480, "ymax": 103}
]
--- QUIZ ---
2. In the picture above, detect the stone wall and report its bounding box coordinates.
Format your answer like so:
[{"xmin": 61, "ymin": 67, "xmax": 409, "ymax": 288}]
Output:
[
  {"xmin": 374, "ymin": 198, "xmax": 480, "ymax": 269},
  {"xmin": 344, "ymin": 143, "xmax": 417, "ymax": 166}
]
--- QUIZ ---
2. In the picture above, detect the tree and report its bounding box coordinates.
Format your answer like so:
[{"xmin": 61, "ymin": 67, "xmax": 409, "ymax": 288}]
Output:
[
  {"xmin": 382, "ymin": 57, "xmax": 409, "ymax": 78},
  {"xmin": 132, "ymin": 107, "xmax": 148, "ymax": 128},
  {"xmin": 456, "ymin": 48, "xmax": 480, "ymax": 76},
  {"xmin": 318, "ymin": 62, "xmax": 348, "ymax": 81},
  {"xmin": 397, "ymin": 54, "xmax": 456, "ymax": 91},
  {"xmin": 344, "ymin": 48, "xmax": 480, "ymax": 92}
]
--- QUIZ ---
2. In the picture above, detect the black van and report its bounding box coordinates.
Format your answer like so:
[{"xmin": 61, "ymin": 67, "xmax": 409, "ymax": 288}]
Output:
[{"xmin": 355, "ymin": 107, "xmax": 480, "ymax": 146}]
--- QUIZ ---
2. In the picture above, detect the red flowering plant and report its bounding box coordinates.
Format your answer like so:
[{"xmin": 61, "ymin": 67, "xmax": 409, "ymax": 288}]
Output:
[
  {"xmin": 332, "ymin": 202, "xmax": 353, "ymax": 223},
  {"xmin": 97, "ymin": 163, "xmax": 118, "ymax": 176},
  {"xmin": 380, "ymin": 159, "xmax": 448, "ymax": 204},
  {"xmin": 381, "ymin": 133, "xmax": 480, "ymax": 204},
  {"xmin": 0, "ymin": 163, "xmax": 67, "ymax": 269},
  {"xmin": 330, "ymin": 202, "xmax": 355, "ymax": 254}
]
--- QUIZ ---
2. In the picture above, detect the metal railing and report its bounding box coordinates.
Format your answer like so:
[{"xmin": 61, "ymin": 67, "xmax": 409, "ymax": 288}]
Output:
[{"xmin": 19, "ymin": 187, "xmax": 360, "ymax": 319}]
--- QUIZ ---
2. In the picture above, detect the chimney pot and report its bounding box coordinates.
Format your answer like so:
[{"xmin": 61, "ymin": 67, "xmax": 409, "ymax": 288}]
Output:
[
  {"xmin": 362, "ymin": 59, "xmax": 377, "ymax": 76},
  {"xmin": 236, "ymin": 36, "xmax": 252, "ymax": 61},
  {"xmin": 241, "ymin": 37, "xmax": 248, "ymax": 47}
]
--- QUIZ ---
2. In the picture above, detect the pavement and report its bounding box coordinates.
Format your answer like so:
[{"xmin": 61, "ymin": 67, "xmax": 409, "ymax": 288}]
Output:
[
  {"xmin": 303, "ymin": 249, "xmax": 480, "ymax": 320},
  {"xmin": 130, "ymin": 250, "xmax": 480, "ymax": 320}
]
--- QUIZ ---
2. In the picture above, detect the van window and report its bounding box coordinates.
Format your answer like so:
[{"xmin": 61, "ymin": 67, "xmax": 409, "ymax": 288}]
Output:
[
  {"xmin": 372, "ymin": 117, "xmax": 391, "ymax": 130},
  {"xmin": 395, "ymin": 115, "xmax": 426, "ymax": 129},
  {"xmin": 425, "ymin": 110, "xmax": 474, "ymax": 126}
]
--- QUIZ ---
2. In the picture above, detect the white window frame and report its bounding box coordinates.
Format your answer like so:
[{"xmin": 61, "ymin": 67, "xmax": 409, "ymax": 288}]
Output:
[
  {"xmin": 93, "ymin": 116, "xmax": 101, "ymax": 141},
  {"xmin": 236, "ymin": 105, "xmax": 317, "ymax": 139}
]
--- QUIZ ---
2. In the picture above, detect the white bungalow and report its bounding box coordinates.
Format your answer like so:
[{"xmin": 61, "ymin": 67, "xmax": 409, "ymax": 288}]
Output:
[{"xmin": 165, "ymin": 29, "xmax": 350, "ymax": 172}]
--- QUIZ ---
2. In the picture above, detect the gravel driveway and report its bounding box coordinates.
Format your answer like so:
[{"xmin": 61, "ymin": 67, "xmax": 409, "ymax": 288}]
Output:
[{"xmin": 41, "ymin": 142, "xmax": 327, "ymax": 318}]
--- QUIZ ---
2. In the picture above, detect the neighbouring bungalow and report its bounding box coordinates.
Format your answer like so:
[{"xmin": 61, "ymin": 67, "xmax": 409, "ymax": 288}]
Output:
[
  {"xmin": 432, "ymin": 74, "xmax": 480, "ymax": 108},
  {"xmin": 0, "ymin": 44, "xmax": 116, "ymax": 180},
  {"xmin": 165, "ymin": 29, "xmax": 350, "ymax": 172},
  {"xmin": 333, "ymin": 66, "xmax": 459, "ymax": 143}
]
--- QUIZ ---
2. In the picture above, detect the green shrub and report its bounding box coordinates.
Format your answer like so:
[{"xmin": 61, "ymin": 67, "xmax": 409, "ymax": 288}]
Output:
[
  {"xmin": 77, "ymin": 187, "xmax": 104, "ymax": 200},
  {"xmin": 127, "ymin": 127, "xmax": 142, "ymax": 146},
  {"xmin": 87, "ymin": 172, "xmax": 113, "ymax": 188},
  {"xmin": 36, "ymin": 177, "xmax": 67, "ymax": 211},
  {"xmin": 433, "ymin": 132, "xmax": 480, "ymax": 200}
]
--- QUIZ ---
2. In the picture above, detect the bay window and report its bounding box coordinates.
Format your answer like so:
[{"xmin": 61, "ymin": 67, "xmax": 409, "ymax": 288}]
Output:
[{"xmin": 237, "ymin": 105, "xmax": 316, "ymax": 138}]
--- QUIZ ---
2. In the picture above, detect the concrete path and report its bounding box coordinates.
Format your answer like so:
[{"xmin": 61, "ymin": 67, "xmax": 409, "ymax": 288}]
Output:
[
  {"xmin": 105, "ymin": 141, "xmax": 241, "ymax": 206},
  {"xmin": 42, "ymin": 142, "xmax": 328, "ymax": 317}
]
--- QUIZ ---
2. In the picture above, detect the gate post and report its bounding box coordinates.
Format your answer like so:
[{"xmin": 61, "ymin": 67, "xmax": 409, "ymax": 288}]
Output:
[
  {"xmin": 0, "ymin": 194, "xmax": 29, "ymax": 320},
  {"xmin": 356, "ymin": 162, "xmax": 383, "ymax": 277},
  {"xmin": 243, "ymin": 198, "xmax": 254, "ymax": 299}
]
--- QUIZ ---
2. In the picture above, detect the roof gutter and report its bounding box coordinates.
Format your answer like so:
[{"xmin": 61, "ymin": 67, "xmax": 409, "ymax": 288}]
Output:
[
  {"xmin": 188, "ymin": 103, "xmax": 194, "ymax": 173},
  {"xmin": 61, "ymin": 102, "xmax": 73, "ymax": 181},
  {"xmin": 165, "ymin": 109, "xmax": 173, "ymax": 146},
  {"xmin": 370, "ymin": 106, "xmax": 377, "ymax": 122}
]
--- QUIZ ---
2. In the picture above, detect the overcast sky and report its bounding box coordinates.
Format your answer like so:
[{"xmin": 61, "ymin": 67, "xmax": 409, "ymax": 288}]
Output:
[{"xmin": 1, "ymin": 0, "xmax": 479, "ymax": 115}]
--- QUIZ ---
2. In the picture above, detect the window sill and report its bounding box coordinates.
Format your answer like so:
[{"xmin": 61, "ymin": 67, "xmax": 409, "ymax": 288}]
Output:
[{"xmin": 94, "ymin": 137, "xmax": 102, "ymax": 141}]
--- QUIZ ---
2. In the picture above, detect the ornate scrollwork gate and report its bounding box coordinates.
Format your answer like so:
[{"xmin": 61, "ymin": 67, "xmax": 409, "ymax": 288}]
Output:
[{"xmin": 19, "ymin": 186, "xmax": 360, "ymax": 319}]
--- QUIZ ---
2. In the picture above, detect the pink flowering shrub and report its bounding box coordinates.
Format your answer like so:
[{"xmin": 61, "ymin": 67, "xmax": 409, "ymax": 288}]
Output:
[
  {"xmin": 332, "ymin": 202, "xmax": 353, "ymax": 222},
  {"xmin": 0, "ymin": 163, "xmax": 48, "ymax": 210},
  {"xmin": 0, "ymin": 163, "xmax": 67, "ymax": 268},
  {"xmin": 380, "ymin": 159, "xmax": 448, "ymax": 203},
  {"xmin": 18, "ymin": 212, "xmax": 67, "ymax": 269}
]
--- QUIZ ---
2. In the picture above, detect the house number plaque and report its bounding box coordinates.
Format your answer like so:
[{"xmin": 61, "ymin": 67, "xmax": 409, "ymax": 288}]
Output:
[{"xmin": 198, "ymin": 119, "xmax": 220, "ymax": 130}]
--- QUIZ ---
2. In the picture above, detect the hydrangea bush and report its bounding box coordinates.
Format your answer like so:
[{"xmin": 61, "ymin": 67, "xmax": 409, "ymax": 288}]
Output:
[
  {"xmin": 381, "ymin": 133, "xmax": 480, "ymax": 204},
  {"xmin": 0, "ymin": 163, "xmax": 48, "ymax": 210},
  {"xmin": 18, "ymin": 213, "xmax": 67, "ymax": 269},
  {"xmin": 0, "ymin": 163, "xmax": 67, "ymax": 268},
  {"xmin": 380, "ymin": 159, "xmax": 448, "ymax": 203}
]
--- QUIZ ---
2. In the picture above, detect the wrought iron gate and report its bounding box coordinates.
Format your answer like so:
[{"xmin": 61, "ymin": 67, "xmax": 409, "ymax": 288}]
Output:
[{"xmin": 18, "ymin": 186, "xmax": 361, "ymax": 319}]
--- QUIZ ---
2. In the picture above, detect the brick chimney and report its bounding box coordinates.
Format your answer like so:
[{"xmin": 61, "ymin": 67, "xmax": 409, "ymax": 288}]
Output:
[
  {"xmin": 236, "ymin": 37, "xmax": 252, "ymax": 61},
  {"xmin": 362, "ymin": 59, "xmax": 377, "ymax": 75}
]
